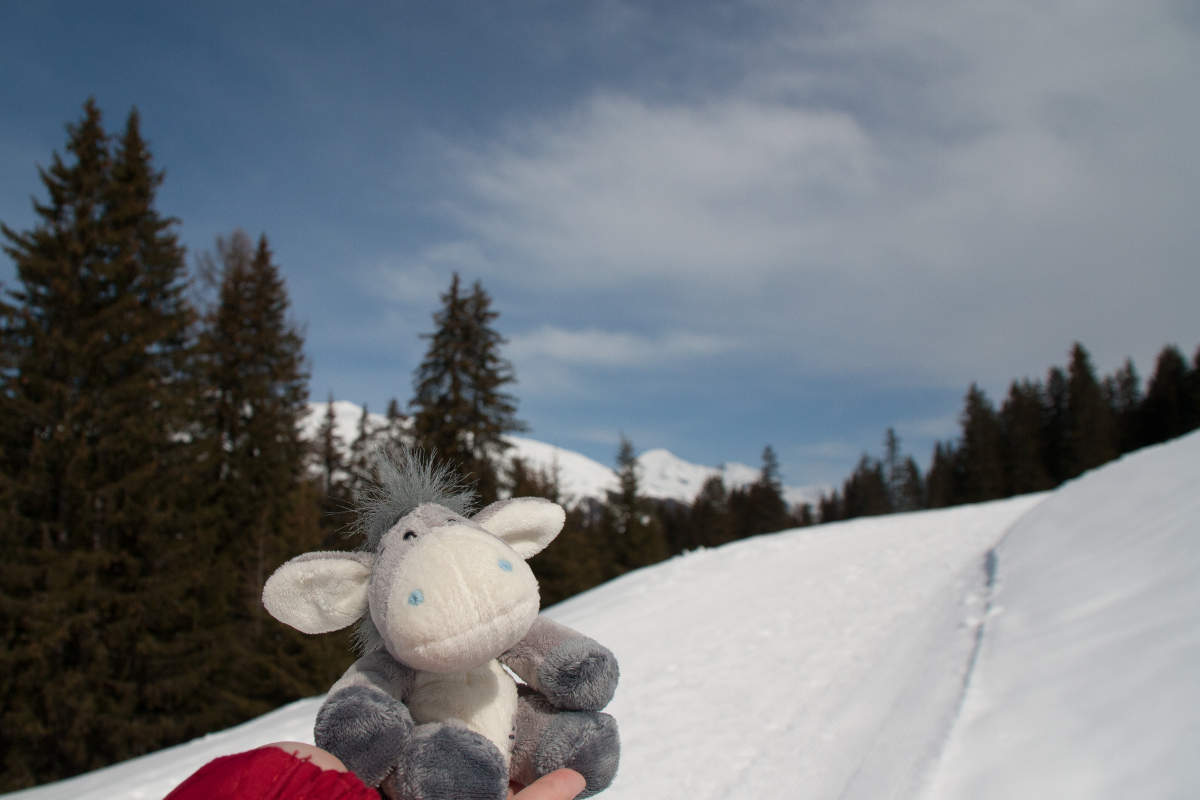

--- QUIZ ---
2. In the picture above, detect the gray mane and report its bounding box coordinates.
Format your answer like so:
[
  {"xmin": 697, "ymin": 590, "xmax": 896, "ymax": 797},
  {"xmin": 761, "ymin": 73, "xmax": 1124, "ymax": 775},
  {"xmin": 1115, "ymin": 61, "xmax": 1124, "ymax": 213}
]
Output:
[
  {"xmin": 351, "ymin": 446, "xmax": 477, "ymax": 654},
  {"xmin": 352, "ymin": 446, "xmax": 478, "ymax": 553}
]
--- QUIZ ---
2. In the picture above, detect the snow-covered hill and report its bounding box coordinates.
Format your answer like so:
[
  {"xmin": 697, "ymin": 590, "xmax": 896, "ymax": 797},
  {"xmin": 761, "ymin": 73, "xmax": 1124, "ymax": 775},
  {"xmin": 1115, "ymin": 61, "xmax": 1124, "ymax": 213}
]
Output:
[
  {"xmin": 298, "ymin": 401, "xmax": 826, "ymax": 509},
  {"xmin": 8, "ymin": 432, "xmax": 1198, "ymax": 799}
]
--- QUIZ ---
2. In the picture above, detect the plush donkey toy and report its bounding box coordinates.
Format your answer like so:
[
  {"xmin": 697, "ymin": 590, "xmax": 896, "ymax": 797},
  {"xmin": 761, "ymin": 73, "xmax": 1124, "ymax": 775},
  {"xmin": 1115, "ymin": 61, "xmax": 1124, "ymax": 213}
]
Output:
[{"xmin": 262, "ymin": 450, "xmax": 620, "ymax": 800}]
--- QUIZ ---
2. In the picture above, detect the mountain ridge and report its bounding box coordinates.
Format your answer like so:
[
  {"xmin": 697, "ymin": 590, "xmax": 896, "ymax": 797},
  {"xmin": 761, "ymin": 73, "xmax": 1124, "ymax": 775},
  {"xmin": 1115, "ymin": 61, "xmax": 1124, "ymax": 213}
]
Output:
[{"xmin": 299, "ymin": 401, "xmax": 826, "ymax": 509}]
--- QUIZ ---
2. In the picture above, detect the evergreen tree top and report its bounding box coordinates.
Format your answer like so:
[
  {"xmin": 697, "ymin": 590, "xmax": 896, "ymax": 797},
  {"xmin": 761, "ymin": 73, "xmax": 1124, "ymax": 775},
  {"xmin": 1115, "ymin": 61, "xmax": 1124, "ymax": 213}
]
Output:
[
  {"xmin": 410, "ymin": 272, "xmax": 524, "ymax": 499},
  {"xmin": 758, "ymin": 444, "xmax": 783, "ymax": 493}
]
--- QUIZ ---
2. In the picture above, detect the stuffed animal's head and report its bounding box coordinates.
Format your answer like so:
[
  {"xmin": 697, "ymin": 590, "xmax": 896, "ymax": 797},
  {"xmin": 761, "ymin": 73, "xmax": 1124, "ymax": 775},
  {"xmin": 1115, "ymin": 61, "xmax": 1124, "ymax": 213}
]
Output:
[{"xmin": 262, "ymin": 451, "xmax": 564, "ymax": 673}]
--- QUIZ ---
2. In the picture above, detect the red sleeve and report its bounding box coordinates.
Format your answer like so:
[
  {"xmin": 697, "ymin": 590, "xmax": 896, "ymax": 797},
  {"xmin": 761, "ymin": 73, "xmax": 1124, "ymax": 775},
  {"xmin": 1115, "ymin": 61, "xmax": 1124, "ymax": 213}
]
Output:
[{"xmin": 164, "ymin": 746, "xmax": 379, "ymax": 800}]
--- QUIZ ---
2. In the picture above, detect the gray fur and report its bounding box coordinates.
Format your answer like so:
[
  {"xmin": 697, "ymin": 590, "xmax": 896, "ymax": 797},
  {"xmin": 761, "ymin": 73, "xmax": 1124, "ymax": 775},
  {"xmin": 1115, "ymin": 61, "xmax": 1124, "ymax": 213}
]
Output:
[
  {"xmin": 384, "ymin": 722, "xmax": 508, "ymax": 800},
  {"xmin": 511, "ymin": 688, "xmax": 619, "ymax": 798},
  {"xmin": 353, "ymin": 446, "xmax": 477, "ymax": 552},
  {"xmin": 502, "ymin": 617, "xmax": 619, "ymax": 711},
  {"xmin": 315, "ymin": 685, "xmax": 415, "ymax": 788},
  {"xmin": 328, "ymin": 648, "xmax": 417, "ymax": 700},
  {"xmin": 351, "ymin": 600, "xmax": 385, "ymax": 656},
  {"xmin": 540, "ymin": 712, "xmax": 619, "ymax": 798},
  {"xmin": 538, "ymin": 638, "xmax": 619, "ymax": 711},
  {"xmin": 351, "ymin": 447, "xmax": 477, "ymax": 655}
]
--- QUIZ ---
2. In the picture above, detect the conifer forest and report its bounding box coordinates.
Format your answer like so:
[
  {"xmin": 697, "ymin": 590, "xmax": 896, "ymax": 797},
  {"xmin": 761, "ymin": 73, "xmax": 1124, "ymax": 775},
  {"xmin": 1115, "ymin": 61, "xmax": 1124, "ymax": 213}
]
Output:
[{"xmin": 2, "ymin": 102, "xmax": 1198, "ymax": 791}]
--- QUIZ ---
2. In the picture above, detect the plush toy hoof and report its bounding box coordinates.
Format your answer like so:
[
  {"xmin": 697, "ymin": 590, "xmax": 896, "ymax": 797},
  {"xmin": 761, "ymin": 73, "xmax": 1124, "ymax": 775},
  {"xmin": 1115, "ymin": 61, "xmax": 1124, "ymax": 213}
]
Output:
[
  {"xmin": 538, "ymin": 640, "xmax": 620, "ymax": 711},
  {"xmin": 384, "ymin": 722, "xmax": 507, "ymax": 800},
  {"xmin": 537, "ymin": 711, "xmax": 620, "ymax": 798}
]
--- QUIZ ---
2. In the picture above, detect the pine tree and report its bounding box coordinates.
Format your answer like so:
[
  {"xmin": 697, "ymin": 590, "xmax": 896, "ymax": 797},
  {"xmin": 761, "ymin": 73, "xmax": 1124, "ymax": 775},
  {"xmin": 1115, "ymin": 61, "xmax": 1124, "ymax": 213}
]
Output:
[
  {"xmin": 729, "ymin": 445, "xmax": 793, "ymax": 537},
  {"xmin": 882, "ymin": 428, "xmax": 923, "ymax": 511},
  {"xmin": 504, "ymin": 456, "xmax": 562, "ymax": 502},
  {"xmin": 895, "ymin": 457, "xmax": 924, "ymax": 512},
  {"xmin": 925, "ymin": 441, "xmax": 962, "ymax": 508},
  {"xmin": 315, "ymin": 392, "xmax": 345, "ymax": 497},
  {"xmin": 1042, "ymin": 366, "xmax": 1070, "ymax": 485},
  {"xmin": 690, "ymin": 475, "xmax": 737, "ymax": 546},
  {"xmin": 1064, "ymin": 343, "xmax": 1116, "ymax": 478},
  {"xmin": 1000, "ymin": 379, "xmax": 1052, "ymax": 495},
  {"xmin": 382, "ymin": 396, "xmax": 411, "ymax": 452},
  {"xmin": 312, "ymin": 393, "xmax": 354, "ymax": 540},
  {"xmin": 839, "ymin": 454, "xmax": 891, "ymax": 517},
  {"xmin": 0, "ymin": 101, "xmax": 197, "ymax": 788},
  {"xmin": 1103, "ymin": 359, "xmax": 1142, "ymax": 455},
  {"xmin": 346, "ymin": 402, "xmax": 381, "ymax": 497},
  {"xmin": 1191, "ymin": 345, "xmax": 1200, "ymax": 431},
  {"xmin": 959, "ymin": 384, "xmax": 1004, "ymax": 502},
  {"xmin": 1141, "ymin": 345, "xmax": 1195, "ymax": 445},
  {"xmin": 510, "ymin": 457, "xmax": 606, "ymax": 605},
  {"xmin": 411, "ymin": 274, "xmax": 525, "ymax": 503},
  {"xmin": 817, "ymin": 489, "xmax": 844, "ymax": 523},
  {"xmin": 606, "ymin": 436, "xmax": 668, "ymax": 572},
  {"xmin": 192, "ymin": 231, "xmax": 342, "ymax": 717},
  {"xmin": 655, "ymin": 499, "xmax": 693, "ymax": 555}
]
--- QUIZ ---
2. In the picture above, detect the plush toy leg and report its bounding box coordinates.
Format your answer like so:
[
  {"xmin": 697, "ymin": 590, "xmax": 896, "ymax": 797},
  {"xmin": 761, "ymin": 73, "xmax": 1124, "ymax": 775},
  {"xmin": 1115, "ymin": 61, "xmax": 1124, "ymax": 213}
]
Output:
[
  {"xmin": 316, "ymin": 686, "xmax": 414, "ymax": 788},
  {"xmin": 381, "ymin": 720, "xmax": 508, "ymax": 800},
  {"xmin": 510, "ymin": 688, "xmax": 620, "ymax": 798}
]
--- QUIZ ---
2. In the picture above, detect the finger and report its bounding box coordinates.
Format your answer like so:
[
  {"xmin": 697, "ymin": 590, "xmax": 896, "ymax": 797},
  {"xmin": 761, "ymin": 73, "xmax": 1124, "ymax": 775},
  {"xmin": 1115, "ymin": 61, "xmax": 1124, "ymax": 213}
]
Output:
[{"xmin": 514, "ymin": 769, "xmax": 587, "ymax": 800}]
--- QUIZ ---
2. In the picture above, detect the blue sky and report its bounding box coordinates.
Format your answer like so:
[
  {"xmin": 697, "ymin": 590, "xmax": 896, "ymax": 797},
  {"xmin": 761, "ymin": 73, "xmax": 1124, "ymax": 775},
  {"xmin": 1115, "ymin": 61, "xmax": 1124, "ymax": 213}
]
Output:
[{"xmin": 2, "ymin": 0, "xmax": 1198, "ymax": 488}]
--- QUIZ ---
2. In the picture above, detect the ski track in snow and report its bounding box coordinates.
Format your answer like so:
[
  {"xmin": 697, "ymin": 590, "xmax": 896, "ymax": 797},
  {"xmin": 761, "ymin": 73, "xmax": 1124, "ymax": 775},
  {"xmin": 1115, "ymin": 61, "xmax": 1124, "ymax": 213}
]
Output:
[
  {"xmin": 922, "ymin": 433, "xmax": 1200, "ymax": 800},
  {"xmin": 545, "ymin": 495, "xmax": 1044, "ymax": 800}
]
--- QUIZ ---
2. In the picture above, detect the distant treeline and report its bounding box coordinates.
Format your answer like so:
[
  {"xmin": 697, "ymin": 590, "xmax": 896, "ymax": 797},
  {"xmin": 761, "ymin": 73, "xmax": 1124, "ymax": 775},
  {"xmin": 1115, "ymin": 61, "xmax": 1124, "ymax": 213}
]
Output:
[{"xmin": 815, "ymin": 341, "xmax": 1200, "ymax": 522}]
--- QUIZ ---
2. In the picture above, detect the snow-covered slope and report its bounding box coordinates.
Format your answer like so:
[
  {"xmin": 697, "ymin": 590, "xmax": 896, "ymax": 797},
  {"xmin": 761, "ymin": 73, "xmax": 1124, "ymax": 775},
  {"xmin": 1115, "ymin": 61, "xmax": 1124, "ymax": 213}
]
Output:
[
  {"xmin": 8, "ymin": 432, "xmax": 1198, "ymax": 799},
  {"xmin": 298, "ymin": 402, "xmax": 826, "ymax": 509},
  {"xmin": 923, "ymin": 431, "xmax": 1200, "ymax": 799}
]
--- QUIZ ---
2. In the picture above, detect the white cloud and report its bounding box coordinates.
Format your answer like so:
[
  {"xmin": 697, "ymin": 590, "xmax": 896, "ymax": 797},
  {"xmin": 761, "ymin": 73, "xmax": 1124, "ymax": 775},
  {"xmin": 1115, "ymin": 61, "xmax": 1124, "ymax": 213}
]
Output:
[
  {"xmin": 368, "ymin": 240, "xmax": 495, "ymax": 305},
  {"xmin": 416, "ymin": 0, "xmax": 1199, "ymax": 391},
  {"xmin": 447, "ymin": 94, "xmax": 878, "ymax": 291},
  {"xmin": 898, "ymin": 413, "xmax": 961, "ymax": 441},
  {"xmin": 509, "ymin": 325, "xmax": 737, "ymax": 368}
]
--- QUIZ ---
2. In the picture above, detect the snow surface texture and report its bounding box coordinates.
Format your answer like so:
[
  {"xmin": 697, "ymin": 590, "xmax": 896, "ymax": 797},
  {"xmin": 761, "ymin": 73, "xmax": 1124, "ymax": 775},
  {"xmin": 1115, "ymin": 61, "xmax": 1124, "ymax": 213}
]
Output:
[
  {"xmin": 6, "ymin": 432, "xmax": 1198, "ymax": 799},
  {"xmin": 297, "ymin": 401, "xmax": 826, "ymax": 509}
]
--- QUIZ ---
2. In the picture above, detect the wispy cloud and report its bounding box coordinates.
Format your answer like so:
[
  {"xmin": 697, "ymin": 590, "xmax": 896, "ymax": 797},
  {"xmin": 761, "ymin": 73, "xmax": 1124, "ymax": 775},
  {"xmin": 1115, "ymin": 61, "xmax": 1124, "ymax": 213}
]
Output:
[
  {"xmin": 509, "ymin": 325, "xmax": 737, "ymax": 368},
  {"xmin": 369, "ymin": 241, "xmax": 495, "ymax": 305},
  {"xmin": 898, "ymin": 413, "xmax": 961, "ymax": 441},
  {"xmin": 415, "ymin": 0, "xmax": 1199, "ymax": 391},
  {"xmin": 444, "ymin": 94, "xmax": 878, "ymax": 292}
]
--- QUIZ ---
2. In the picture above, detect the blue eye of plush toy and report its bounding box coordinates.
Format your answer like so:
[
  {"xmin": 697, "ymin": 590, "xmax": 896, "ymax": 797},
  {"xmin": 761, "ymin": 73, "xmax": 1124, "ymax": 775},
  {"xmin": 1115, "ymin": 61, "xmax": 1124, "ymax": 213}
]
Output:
[
  {"xmin": 497, "ymin": 559, "xmax": 513, "ymax": 572},
  {"xmin": 408, "ymin": 589, "xmax": 425, "ymax": 606}
]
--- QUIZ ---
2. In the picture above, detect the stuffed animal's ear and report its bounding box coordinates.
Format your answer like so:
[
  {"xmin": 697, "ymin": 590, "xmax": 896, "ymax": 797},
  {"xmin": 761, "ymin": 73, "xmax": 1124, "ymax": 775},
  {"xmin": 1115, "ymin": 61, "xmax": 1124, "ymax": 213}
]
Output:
[
  {"xmin": 473, "ymin": 497, "xmax": 565, "ymax": 559},
  {"xmin": 262, "ymin": 551, "xmax": 375, "ymax": 634}
]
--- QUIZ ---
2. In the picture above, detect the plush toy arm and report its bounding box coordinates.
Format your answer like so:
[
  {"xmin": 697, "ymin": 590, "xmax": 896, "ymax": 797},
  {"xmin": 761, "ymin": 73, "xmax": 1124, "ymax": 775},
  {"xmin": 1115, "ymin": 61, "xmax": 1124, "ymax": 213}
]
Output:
[
  {"xmin": 315, "ymin": 650, "xmax": 418, "ymax": 788},
  {"xmin": 501, "ymin": 616, "xmax": 619, "ymax": 712}
]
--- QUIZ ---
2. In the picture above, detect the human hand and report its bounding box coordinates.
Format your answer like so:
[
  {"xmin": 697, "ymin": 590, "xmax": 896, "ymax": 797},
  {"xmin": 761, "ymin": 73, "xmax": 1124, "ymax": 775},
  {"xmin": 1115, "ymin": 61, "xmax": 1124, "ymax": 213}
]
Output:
[{"xmin": 508, "ymin": 768, "xmax": 587, "ymax": 800}]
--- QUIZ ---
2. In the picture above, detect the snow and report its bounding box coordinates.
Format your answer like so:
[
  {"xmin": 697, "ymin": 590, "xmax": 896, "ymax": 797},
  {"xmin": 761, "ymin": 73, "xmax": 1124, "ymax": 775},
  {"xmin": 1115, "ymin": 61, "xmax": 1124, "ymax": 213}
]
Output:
[
  {"xmin": 501, "ymin": 435, "xmax": 620, "ymax": 506},
  {"xmin": 924, "ymin": 432, "xmax": 1200, "ymax": 800},
  {"xmin": 298, "ymin": 400, "xmax": 390, "ymax": 446},
  {"xmin": 635, "ymin": 448, "xmax": 825, "ymax": 510},
  {"xmin": 7, "ymin": 431, "xmax": 1198, "ymax": 800}
]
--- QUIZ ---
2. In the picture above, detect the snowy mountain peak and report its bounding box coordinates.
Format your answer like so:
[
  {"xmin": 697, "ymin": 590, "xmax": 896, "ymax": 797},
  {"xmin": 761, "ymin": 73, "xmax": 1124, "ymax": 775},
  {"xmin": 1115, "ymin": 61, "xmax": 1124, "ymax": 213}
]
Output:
[{"xmin": 299, "ymin": 402, "xmax": 825, "ymax": 509}]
